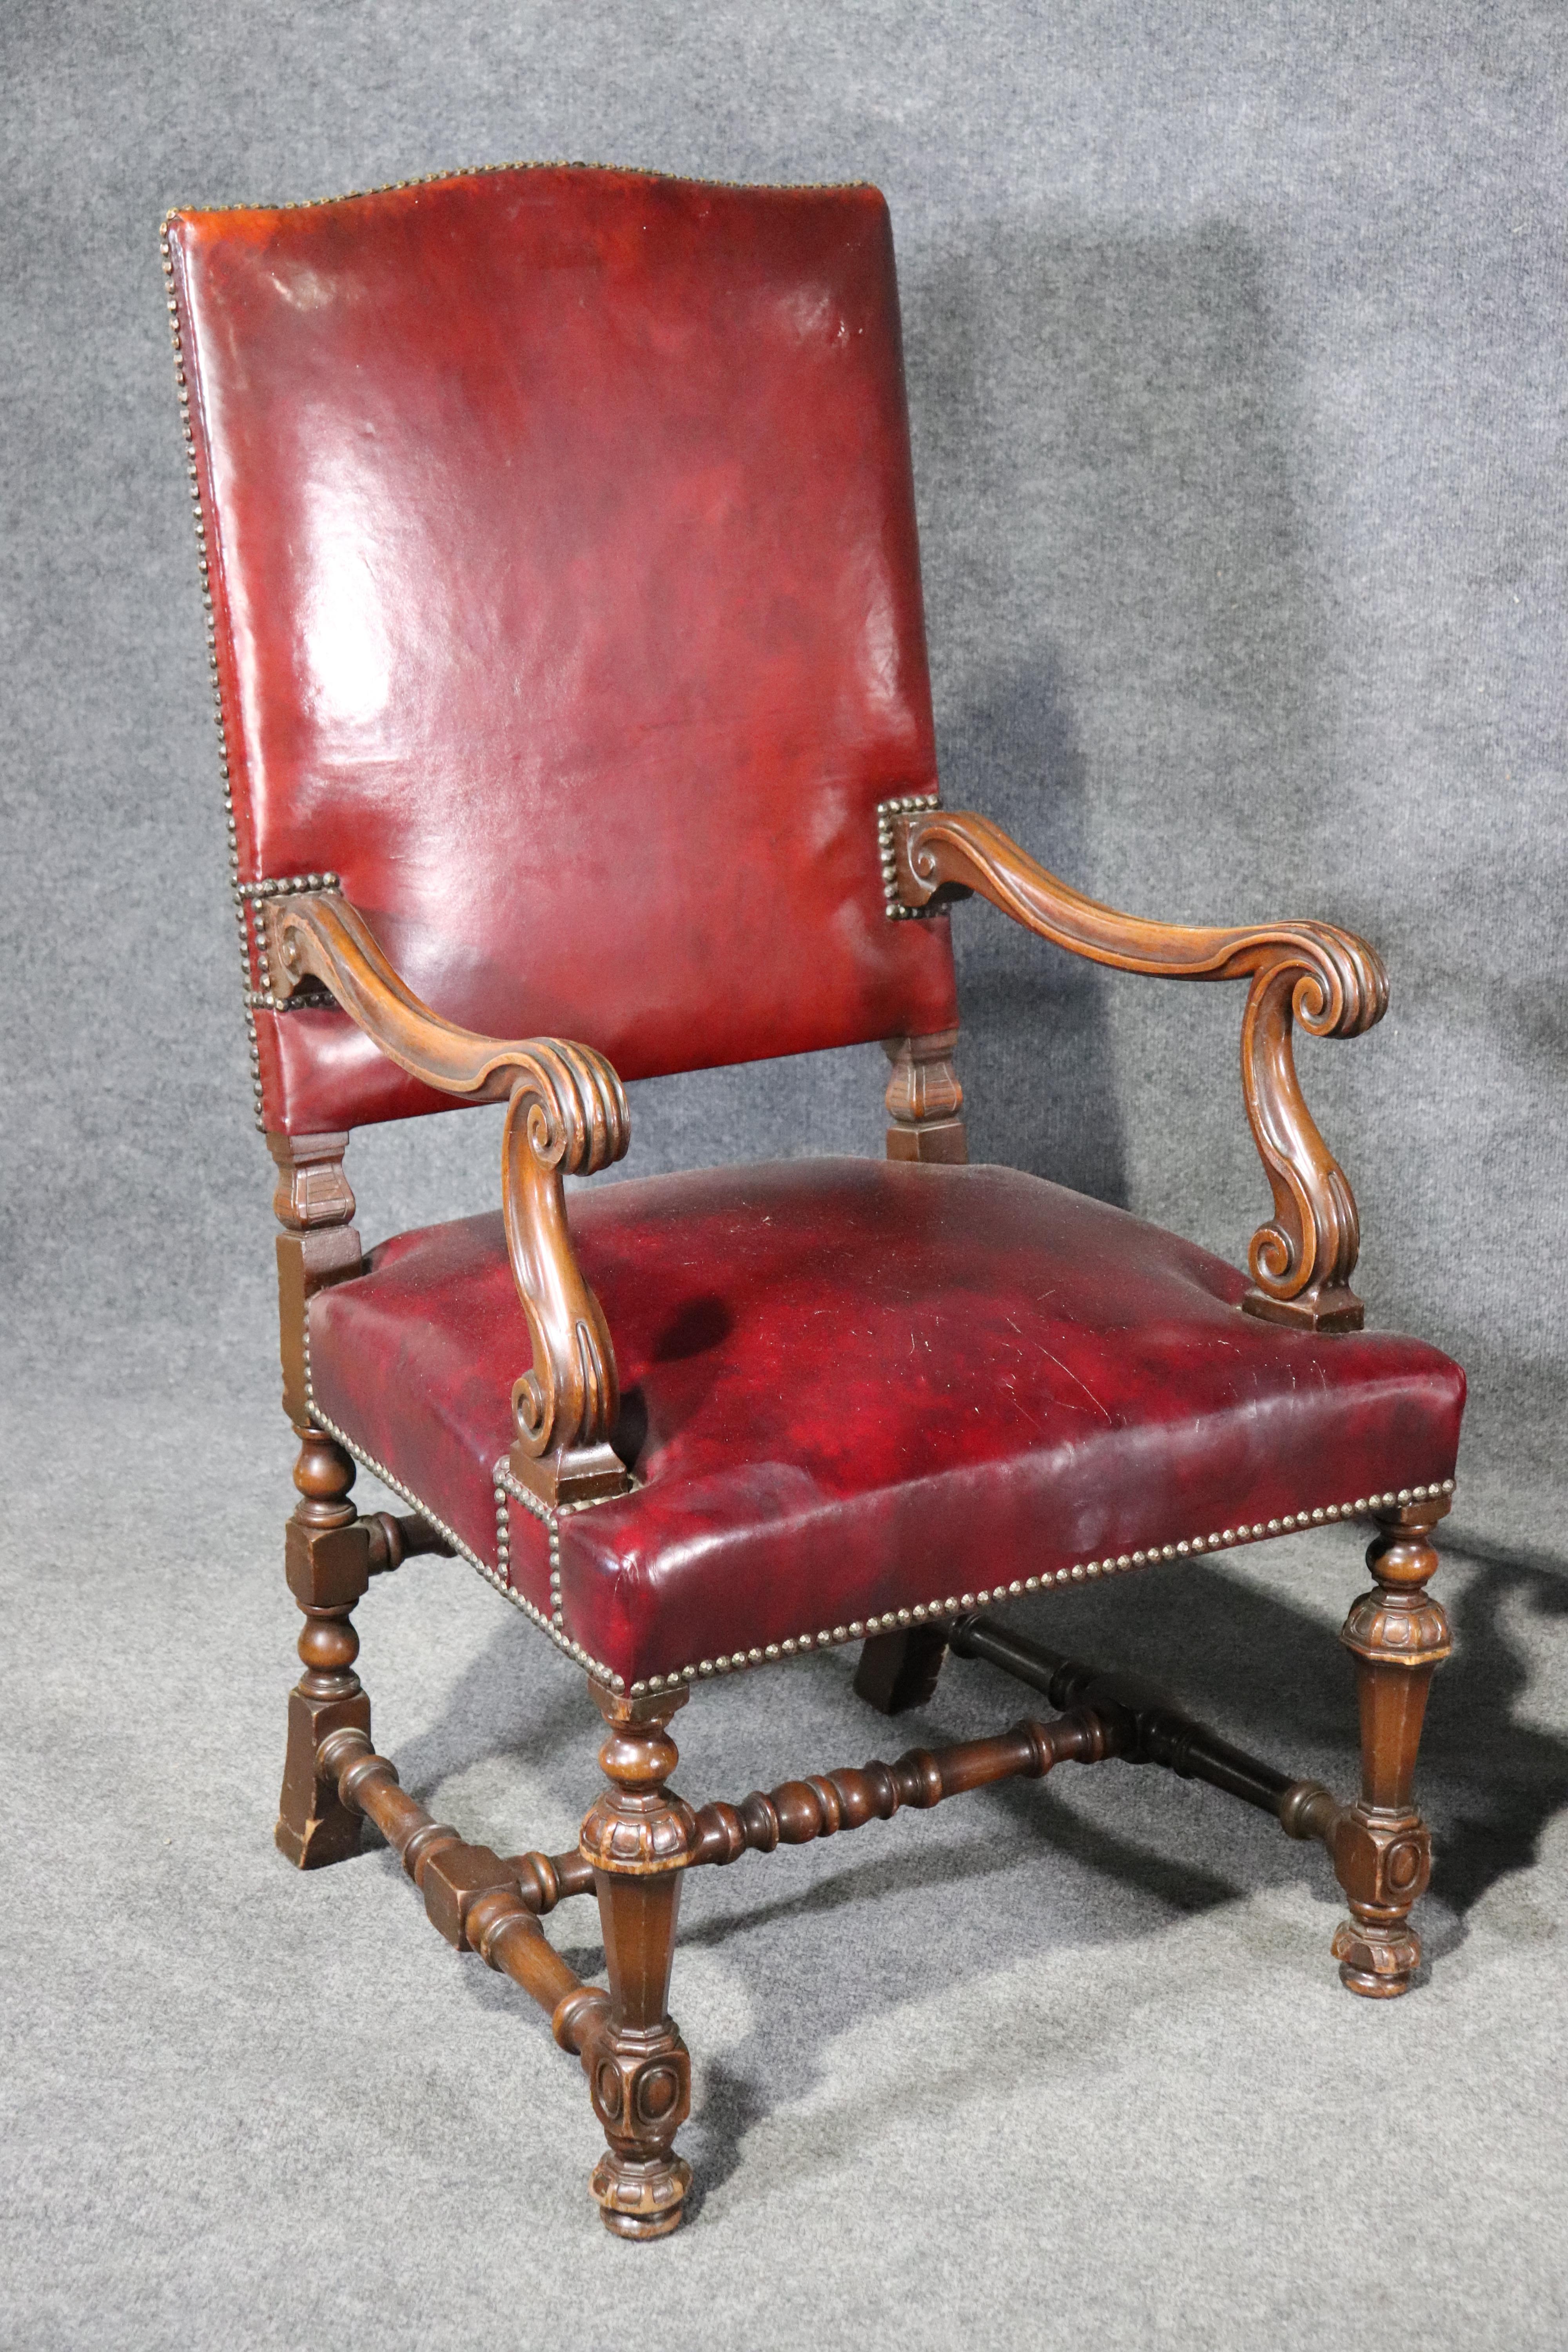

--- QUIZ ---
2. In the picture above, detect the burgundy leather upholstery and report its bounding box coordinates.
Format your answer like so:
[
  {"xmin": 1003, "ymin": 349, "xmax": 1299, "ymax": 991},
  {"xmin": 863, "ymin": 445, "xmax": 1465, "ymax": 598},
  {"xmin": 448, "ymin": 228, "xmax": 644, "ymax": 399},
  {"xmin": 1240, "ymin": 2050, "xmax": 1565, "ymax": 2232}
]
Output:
[
  {"xmin": 307, "ymin": 1160, "xmax": 1465, "ymax": 1690},
  {"xmin": 166, "ymin": 168, "xmax": 958, "ymax": 1134}
]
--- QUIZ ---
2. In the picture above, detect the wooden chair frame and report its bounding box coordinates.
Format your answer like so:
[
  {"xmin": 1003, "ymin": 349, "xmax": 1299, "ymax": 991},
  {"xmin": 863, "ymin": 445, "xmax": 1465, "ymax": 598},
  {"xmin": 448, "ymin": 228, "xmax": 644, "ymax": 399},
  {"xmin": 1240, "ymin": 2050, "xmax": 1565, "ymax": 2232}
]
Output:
[{"xmin": 261, "ymin": 806, "xmax": 1450, "ymax": 2239}]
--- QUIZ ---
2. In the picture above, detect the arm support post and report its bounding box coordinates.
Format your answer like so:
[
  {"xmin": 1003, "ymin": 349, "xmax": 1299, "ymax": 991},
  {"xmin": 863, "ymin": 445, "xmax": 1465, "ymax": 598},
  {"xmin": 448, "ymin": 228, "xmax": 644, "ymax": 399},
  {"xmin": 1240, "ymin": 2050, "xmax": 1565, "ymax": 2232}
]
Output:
[
  {"xmin": 262, "ymin": 890, "xmax": 632, "ymax": 1503},
  {"xmin": 892, "ymin": 808, "xmax": 1388, "ymax": 1330}
]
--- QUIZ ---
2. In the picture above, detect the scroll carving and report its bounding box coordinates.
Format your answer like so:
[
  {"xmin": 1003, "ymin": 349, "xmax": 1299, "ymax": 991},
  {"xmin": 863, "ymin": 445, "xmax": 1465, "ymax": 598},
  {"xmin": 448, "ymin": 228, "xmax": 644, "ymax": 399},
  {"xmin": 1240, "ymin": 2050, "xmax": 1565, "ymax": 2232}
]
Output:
[
  {"xmin": 891, "ymin": 808, "xmax": 1388, "ymax": 1331},
  {"xmin": 263, "ymin": 891, "xmax": 632, "ymax": 1504}
]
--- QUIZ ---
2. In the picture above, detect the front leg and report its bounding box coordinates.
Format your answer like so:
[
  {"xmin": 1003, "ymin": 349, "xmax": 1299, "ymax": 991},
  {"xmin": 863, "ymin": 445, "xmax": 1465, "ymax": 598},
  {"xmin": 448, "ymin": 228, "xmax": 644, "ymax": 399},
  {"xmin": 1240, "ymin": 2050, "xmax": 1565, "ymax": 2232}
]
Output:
[
  {"xmin": 1330, "ymin": 1499, "xmax": 1452, "ymax": 1996},
  {"xmin": 577, "ymin": 1685, "xmax": 698, "ymax": 2238}
]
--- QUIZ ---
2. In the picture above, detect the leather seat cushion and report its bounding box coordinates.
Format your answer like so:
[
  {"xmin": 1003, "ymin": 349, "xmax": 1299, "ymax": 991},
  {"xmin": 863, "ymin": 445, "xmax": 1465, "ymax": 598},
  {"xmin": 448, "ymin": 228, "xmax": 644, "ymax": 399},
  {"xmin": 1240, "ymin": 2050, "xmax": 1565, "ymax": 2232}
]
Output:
[{"xmin": 305, "ymin": 1158, "xmax": 1465, "ymax": 1691}]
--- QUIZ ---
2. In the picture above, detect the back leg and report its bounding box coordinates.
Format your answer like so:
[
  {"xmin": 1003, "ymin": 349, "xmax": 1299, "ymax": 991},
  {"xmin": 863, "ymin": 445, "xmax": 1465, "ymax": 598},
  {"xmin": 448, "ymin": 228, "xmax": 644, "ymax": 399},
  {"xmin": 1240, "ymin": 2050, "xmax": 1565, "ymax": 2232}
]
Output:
[
  {"xmin": 276, "ymin": 1425, "xmax": 373, "ymax": 1867},
  {"xmin": 853, "ymin": 1622, "xmax": 950, "ymax": 1715}
]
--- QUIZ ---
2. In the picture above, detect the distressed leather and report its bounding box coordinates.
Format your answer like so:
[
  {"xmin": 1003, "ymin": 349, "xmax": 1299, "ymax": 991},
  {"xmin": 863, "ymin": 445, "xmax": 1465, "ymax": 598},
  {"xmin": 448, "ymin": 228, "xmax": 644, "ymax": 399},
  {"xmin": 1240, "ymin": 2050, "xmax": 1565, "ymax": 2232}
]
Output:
[
  {"xmin": 307, "ymin": 1160, "xmax": 1466, "ymax": 1689},
  {"xmin": 166, "ymin": 167, "xmax": 958, "ymax": 1134}
]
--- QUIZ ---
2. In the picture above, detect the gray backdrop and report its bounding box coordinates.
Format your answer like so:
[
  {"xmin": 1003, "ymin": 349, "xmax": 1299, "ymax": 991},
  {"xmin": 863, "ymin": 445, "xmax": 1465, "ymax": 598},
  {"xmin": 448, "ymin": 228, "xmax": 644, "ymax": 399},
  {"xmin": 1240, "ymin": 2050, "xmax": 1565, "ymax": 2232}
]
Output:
[{"xmin": 4, "ymin": 7, "xmax": 1566, "ymax": 2350}]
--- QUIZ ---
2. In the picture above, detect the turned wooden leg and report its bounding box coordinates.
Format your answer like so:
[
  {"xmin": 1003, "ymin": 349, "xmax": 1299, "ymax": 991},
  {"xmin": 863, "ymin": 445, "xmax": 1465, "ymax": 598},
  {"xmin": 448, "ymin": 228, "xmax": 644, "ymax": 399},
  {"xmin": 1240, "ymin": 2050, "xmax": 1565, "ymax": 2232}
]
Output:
[
  {"xmin": 854, "ymin": 1622, "xmax": 950, "ymax": 1715},
  {"xmin": 577, "ymin": 1684, "xmax": 698, "ymax": 2239},
  {"xmin": 276, "ymin": 1425, "xmax": 374, "ymax": 1869},
  {"xmin": 1329, "ymin": 1499, "xmax": 1452, "ymax": 1997}
]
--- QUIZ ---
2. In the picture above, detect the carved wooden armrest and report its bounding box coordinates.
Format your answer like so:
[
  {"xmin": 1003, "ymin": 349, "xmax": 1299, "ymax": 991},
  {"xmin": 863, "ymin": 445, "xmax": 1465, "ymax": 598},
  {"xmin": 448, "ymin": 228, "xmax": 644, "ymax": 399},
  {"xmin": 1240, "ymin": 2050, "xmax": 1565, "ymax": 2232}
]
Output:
[
  {"xmin": 890, "ymin": 808, "xmax": 1388, "ymax": 1332},
  {"xmin": 262, "ymin": 890, "xmax": 631, "ymax": 1505}
]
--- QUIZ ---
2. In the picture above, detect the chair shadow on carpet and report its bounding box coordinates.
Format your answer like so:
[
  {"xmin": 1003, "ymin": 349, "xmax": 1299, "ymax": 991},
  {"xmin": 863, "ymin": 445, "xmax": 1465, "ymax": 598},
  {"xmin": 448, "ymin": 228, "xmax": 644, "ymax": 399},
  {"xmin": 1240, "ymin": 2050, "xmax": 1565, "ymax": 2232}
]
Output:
[{"xmin": 385, "ymin": 1522, "xmax": 1568, "ymax": 2206}]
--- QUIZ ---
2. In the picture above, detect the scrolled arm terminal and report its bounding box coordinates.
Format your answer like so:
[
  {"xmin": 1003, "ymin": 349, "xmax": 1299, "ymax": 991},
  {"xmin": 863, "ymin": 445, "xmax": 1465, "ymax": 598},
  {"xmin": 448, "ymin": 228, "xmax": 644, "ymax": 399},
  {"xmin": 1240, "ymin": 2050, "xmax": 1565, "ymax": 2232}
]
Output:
[
  {"xmin": 263, "ymin": 890, "xmax": 632, "ymax": 1503},
  {"xmin": 891, "ymin": 808, "xmax": 1388, "ymax": 1332}
]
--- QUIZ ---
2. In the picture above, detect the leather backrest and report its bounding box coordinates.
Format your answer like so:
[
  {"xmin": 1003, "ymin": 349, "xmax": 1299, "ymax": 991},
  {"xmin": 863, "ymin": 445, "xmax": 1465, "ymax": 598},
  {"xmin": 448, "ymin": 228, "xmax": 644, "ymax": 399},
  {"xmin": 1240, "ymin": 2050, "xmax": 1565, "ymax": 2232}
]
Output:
[{"xmin": 165, "ymin": 166, "xmax": 959, "ymax": 1133}]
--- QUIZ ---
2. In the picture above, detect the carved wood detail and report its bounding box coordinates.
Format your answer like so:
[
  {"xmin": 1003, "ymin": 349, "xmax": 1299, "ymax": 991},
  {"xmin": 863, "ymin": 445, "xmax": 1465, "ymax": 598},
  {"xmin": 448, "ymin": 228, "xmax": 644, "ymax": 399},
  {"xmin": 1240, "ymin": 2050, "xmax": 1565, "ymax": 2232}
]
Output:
[
  {"xmin": 275, "ymin": 1426, "xmax": 373, "ymax": 1869},
  {"xmin": 278, "ymin": 1569, "xmax": 1456, "ymax": 2233},
  {"xmin": 578, "ymin": 1685, "xmax": 697, "ymax": 2240},
  {"xmin": 262, "ymin": 891, "xmax": 632, "ymax": 1505},
  {"xmin": 268, "ymin": 1128, "xmax": 357, "ymax": 1232},
  {"xmin": 690, "ymin": 1707, "xmax": 1116, "ymax": 1870},
  {"xmin": 267, "ymin": 1130, "xmax": 362, "ymax": 1425},
  {"xmin": 1330, "ymin": 1498, "xmax": 1452, "ymax": 1997},
  {"xmin": 889, "ymin": 806, "xmax": 1387, "ymax": 1331},
  {"xmin": 947, "ymin": 1614, "xmax": 1341, "ymax": 1824},
  {"xmin": 882, "ymin": 1027, "xmax": 967, "ymax": 1163},
  {"xmin": 314, "ymin": 1725, "xmax": 610, "ymax": 2047},
  {"xmin": 940, "ymin": 1603, "xmax": 1454, "ymax": 1996},
  {"xmin": 362, "ymin": 1510, "xmax": 456, "ymax": 1574}
]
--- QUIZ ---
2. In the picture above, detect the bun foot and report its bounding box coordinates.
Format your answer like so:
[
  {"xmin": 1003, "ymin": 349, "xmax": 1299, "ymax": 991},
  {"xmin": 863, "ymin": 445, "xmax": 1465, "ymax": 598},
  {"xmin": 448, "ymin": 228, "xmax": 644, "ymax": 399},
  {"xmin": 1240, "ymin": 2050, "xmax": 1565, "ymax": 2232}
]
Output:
[
  {"xmin": 592, "ymin": 2150, "xmax": 692, "ymax": 2239},
  {"xmin": 1332, "ymin": 1914, "xmax": 1421, "ymax": 1998}
]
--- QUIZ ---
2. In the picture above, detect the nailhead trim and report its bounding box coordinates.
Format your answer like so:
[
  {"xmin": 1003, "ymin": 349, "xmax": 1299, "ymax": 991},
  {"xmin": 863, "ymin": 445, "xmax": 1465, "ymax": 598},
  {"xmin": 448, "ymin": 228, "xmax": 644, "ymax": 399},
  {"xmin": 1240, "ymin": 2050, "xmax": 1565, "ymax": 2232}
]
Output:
[
  {"xmin": 620, "ymin": 1480, "xmax": 1458, "ymax": 1697},
  {"xmin": 245, "ymin": 987, "xmax": 337, "ymax": 1012},
  {"xmin": 240, "ymin": 877, "xmax": 343, "ymax": 1009},
  {"xmin": 163, "ymin": 160, "xmax": 871, "ymax": 228},
  {"xmin": 164, "ymin": 164, "xmax": 873, "ymax": 1126},
  {"xmin": 180, "ymin": 169, "xmax": 1451, "ymax": 1698},
  {"xmin": 160, "ymin": 221, "xmax": 263, "ymax": 1121},
  {"xmin": 492, "ymin": 1460, "xmax": 636, "ymax": 1680},
  {"xmin": 877, "ymin": 792, "xmax": 943, "ymax": 919},
  {"xmin": 299, "ymin": 1312, "xmax": 1456, "ymax": 1704},
  {"xmin": 298, "ymin": 1319, "xmax": 626, "ymax": 1690},
  {"xmin": 236, "ymin": 874, "xmax": 341, "ymax": 897}
]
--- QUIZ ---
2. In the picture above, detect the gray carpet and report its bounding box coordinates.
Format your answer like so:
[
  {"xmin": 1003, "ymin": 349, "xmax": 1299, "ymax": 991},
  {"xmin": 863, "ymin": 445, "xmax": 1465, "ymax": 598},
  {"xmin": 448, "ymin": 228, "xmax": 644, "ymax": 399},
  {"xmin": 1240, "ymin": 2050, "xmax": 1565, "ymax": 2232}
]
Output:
[
  {"xmin": 5, "ymin": 2, "xmax": 1566, "ymax": 2344},
  {"xmin": 5, "ymin": 1361, "xmax": 1567, "ymax": 2350}
]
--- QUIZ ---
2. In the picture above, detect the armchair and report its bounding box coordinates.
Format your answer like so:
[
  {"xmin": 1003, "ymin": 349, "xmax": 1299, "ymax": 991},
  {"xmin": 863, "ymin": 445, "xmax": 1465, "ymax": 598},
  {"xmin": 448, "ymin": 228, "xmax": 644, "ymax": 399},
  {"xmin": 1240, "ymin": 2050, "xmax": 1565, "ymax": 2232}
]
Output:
[{"xmin": 162, "ymin": 163, "xmax": 1463, "ymax": 2240}]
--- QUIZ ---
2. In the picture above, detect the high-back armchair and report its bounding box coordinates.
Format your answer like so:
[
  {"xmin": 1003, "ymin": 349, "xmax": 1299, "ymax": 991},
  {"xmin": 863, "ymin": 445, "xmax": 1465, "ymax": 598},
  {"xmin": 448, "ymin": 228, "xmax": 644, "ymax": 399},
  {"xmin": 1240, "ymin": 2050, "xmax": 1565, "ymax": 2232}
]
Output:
[{"xmin": 162, "ymin": 164, "xmax": 1464, "ymax": 2240}]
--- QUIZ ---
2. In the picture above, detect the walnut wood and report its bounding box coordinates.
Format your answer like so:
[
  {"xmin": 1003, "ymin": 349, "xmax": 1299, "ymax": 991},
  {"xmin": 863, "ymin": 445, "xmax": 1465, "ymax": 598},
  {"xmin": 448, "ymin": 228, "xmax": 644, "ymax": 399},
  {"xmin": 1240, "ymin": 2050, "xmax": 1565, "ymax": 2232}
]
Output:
[
  {"xmin": 267, "ymin": 1131, "xmax": 362, "ymax": 1425},
  {"xmin": 890, "ymin": 807, "xmax": 1387, "ymax": 1331},
  {"xmin": 262, "ymin": 891, "xmax": 632, "ymax": 1506},
  {"xmin": 1330, "ymin": 1498, "xmax": 1452, "ymax": 1997},
  {"xmin": 577, "ymin": 1686, "xmax": 697, "ymax": 2240},
  {"xmin": 275, "ymin": 1427, "xmax": 373, "ymax": 1868},
  {"xmin": 314, "ymin": 1726, "xmax": 609, "ymax": 2047},
  {"xmin": 946, "ymin": 1613, "xmax": 1347, "ymax": 1845},
  {"xmin": 853, "ymin": 1622, "xmax": 951, "ymax": 1714},
  {"xmin": 268, "ymin": 1128, "xmax": 357, "ymax": 1231},
  {"xmin": 690, "ymin": 1707, "xmax": 1118, "ymax": 1870},
  {"xmin": 882, "ymin": 1027, "xmax": 967, "ymax": 1163},
  {"xmin": 362, "ymin": 1510, "xmax": 456, "ymax": 1574},
  {"xmin": 503, "ymin": 1847, "xmax": 599, "ymax": 1913}
]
